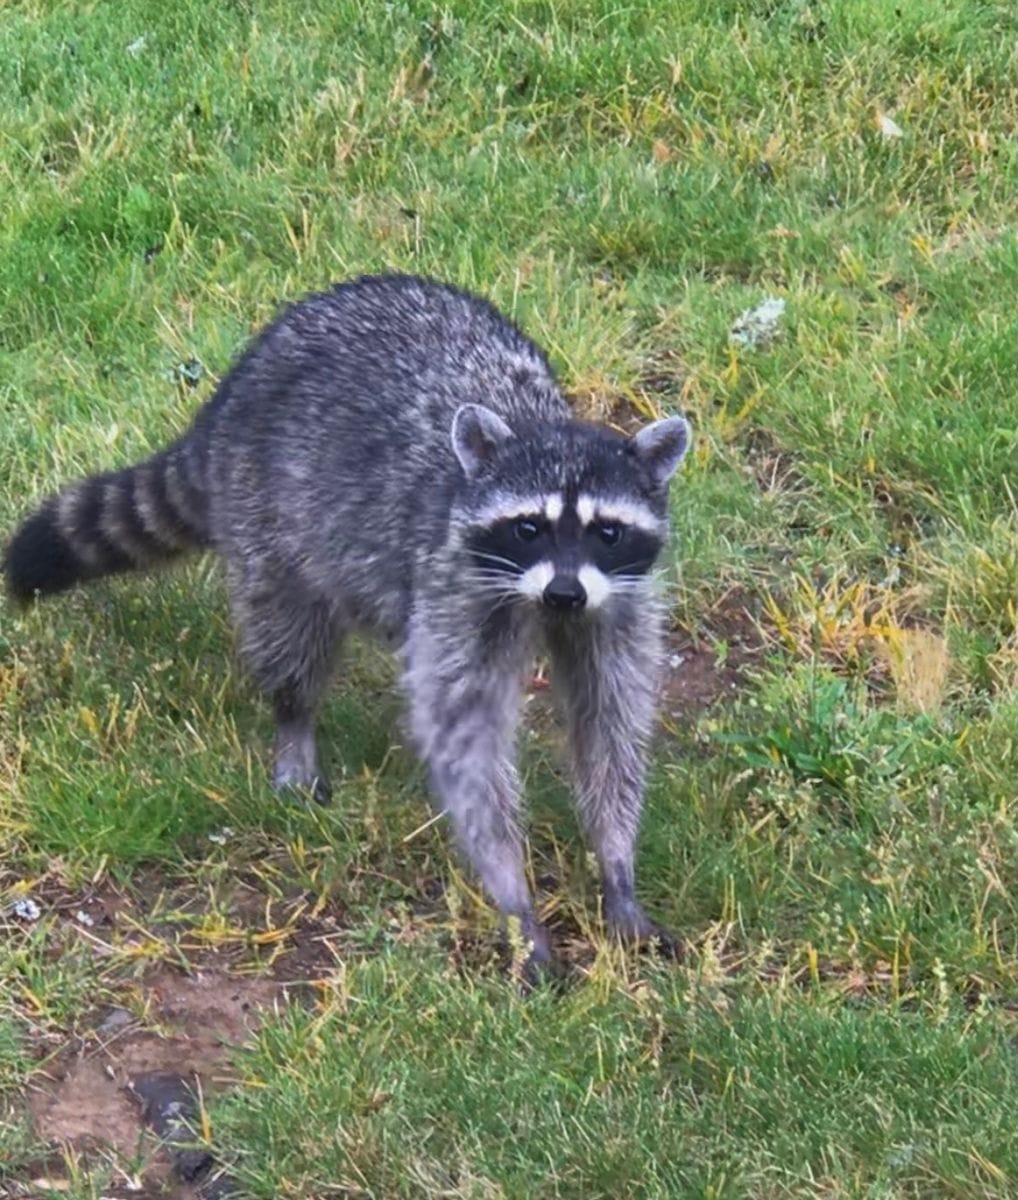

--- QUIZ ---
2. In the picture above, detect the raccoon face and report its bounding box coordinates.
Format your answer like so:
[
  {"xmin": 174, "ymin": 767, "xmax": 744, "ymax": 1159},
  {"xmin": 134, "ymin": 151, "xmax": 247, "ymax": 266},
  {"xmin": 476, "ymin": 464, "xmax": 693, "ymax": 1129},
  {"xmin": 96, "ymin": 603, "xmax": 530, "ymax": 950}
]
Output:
[{"xmin": 451, "ymin": 404, "xmax": 691, "ymax": 614}]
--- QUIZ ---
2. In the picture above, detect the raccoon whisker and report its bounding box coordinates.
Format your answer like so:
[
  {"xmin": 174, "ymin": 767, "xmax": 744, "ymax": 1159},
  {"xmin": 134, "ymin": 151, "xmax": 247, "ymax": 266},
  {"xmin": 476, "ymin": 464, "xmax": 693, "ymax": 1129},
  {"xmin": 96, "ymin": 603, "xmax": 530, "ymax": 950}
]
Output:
[
  {"xmin": 478, "ymin": 591, "xmax": 526, "ymax": 617},
  {"xmin": 463, "ymin": 578, "xmax": 528, "ymax": 601},
  {"xmin": 463, "ymin": 572, "xmax": 526, "ymax": 589},
  {"xmin": 469, "ymin": 552, "xmax": 524, "ymax": 574},
  {"xmin": 609, "ymin": 576, "xmax": 654, "ymax": 588},
  {"xmin": 465, "ymin": 566, "xmax": 521, "ymax": 578},
  {"xmin": 471, "ymin": 589, "xmax": 525, "ymax": 604},
  {"xmin": 604, "ymin": 579, "xmax": 656, "ymax": 597},
  {"xmin": 608, "ymin": 561, "xmax": 652, "ymax": 577},
  {"xmin": 465, "ymin": 573, "xmax": 527, "ymax": 591}
]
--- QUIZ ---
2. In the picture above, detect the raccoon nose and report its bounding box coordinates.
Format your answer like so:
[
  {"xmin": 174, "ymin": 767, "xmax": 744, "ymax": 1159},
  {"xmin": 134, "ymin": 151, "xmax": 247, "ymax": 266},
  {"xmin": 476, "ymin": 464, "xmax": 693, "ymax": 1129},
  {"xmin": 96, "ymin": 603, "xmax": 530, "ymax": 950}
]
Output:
[{"xmin": 543, "ymin": 575, "xmax": 587, "ymax": 612}]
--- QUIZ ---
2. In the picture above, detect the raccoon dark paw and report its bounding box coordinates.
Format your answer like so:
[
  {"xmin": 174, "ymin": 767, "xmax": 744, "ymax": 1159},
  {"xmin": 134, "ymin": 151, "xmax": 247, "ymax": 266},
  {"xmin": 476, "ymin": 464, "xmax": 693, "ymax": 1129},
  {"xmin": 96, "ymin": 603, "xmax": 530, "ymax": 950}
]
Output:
[
  {"xmin": 605, "ymin": 904, "xmax": 684, "ymax": 962},
  {"xmin": 518, "ymin": 950, "xmax": 570, "ymax": 995},
  {"xmin": 516, "ymin": 937, "xmax": 570, "ymax": 994},
  {"xmin": 310, "ymin": 776, "xmax": 333, "ymax": 806},
  {"xmin": 637, "ymin": 921, "xmax": 684, "ymax": 962},
  {"xmin": 273, "ymin": 771, "xmax": 332, "ymax": 807},
  {"xmin": 502, "ymin": 918, "xmax": 566, "ymax": 992}
]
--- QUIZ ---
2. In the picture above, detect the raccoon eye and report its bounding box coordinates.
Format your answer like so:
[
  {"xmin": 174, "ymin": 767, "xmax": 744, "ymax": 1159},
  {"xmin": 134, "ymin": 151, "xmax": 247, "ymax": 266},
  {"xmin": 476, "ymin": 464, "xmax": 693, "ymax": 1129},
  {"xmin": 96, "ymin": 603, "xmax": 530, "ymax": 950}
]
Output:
[
  {"xmin": 515, "ymin": 518, "xmax": 541, "ymax": 542},
  {"xmin": 596, "ymin": 521, "xmax": 624, "ymax": 547}
]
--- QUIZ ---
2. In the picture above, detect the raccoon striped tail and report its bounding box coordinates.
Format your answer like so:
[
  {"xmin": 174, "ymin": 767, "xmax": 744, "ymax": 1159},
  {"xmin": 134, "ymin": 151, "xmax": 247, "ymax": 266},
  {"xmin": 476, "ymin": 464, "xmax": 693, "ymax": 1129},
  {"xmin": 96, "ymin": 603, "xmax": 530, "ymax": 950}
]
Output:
[{"xmin": 3, "ymin": 440, "xmax": 210, "ymax": 605}]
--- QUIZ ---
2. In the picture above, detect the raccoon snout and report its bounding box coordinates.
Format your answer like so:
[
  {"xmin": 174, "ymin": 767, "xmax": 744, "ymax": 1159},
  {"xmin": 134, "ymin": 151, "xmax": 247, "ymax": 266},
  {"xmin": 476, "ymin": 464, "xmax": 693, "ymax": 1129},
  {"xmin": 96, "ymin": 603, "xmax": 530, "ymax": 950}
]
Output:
[{"xmin": 542, "ymin": 575, "xmax": 586, "ymax": 612}]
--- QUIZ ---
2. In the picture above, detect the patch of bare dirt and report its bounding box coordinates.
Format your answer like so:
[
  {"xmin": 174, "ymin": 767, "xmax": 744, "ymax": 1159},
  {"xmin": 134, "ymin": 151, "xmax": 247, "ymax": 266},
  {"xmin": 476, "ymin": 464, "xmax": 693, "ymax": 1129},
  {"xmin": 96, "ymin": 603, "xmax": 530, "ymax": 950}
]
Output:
[
  {"xmin": 16, "ymin": 867, "xmax": 351, "ymax": 979},
  {"xmin": 265, "ymin": 908, "xmax": 347, "ymax": 983},
  {"xmin": 662, "ymin": 639, "xmax": 741, "ymax": 716},
  {"xmin": 662, "ymin": 589, "xmax": 765, "ymax": 722},
  {"xmin": 0, "ymin": 880, "xmax": 342, "ymax": 1159},
  {"xmin": 3, "ymin": 864, "xmax": 357, "ymax": 1197},
  {"xmin": 24, "ymin": 967, "xmax": 283, "ymax": 1197}
]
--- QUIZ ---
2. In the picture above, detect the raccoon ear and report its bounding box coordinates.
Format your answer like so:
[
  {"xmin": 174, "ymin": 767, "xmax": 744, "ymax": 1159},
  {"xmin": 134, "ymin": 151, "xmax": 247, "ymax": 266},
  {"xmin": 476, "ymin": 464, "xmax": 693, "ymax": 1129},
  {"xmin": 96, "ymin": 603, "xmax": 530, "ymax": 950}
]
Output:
[
  {"xmin": 451, "ymin": 404, "xmax": 515, "ymax": 478},
  {"xmin": 630, "ymin": 415, "xmax": 692, "ymax": 486}
]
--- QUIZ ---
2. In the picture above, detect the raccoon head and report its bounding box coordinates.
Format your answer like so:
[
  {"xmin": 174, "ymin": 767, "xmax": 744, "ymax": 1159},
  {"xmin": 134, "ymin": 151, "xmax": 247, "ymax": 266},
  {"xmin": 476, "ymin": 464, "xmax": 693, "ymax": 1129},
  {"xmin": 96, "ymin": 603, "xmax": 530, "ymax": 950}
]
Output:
[{"xmin": 451, "ymin": 403, "xmax": 691, "ymax": 615}]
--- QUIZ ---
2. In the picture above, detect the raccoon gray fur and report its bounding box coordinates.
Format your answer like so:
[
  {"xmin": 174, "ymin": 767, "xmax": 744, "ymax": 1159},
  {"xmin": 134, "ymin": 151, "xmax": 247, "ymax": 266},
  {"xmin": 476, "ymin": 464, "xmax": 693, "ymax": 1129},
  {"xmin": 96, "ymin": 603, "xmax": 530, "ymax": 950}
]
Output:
[{"xmin": 4, "ymin": 273, "xmax": 692, "ymax": 972}]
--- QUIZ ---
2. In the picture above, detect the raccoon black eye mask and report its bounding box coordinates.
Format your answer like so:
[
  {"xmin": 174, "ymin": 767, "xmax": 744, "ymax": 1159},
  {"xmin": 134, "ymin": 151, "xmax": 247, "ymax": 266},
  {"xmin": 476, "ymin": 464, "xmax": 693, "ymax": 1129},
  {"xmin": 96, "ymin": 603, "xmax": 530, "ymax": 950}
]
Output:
[
  {"xmin": 464, "ymin": 496, "xmax": 665, "ymax": 611},
  {"xmin": 4, "ymin": 272, "xmax": 691, "ymax": 979}
]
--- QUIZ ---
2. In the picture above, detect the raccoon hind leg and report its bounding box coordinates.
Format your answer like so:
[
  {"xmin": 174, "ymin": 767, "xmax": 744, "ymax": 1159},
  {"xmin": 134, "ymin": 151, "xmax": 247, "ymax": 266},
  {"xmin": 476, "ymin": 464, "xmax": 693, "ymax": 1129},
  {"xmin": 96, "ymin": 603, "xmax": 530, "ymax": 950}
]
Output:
[
  {"xmin": 272, "ymin": 681, "xmax": 333, "ymax": 806},
  {"xmin": 229, "ymin": 563, "xmax": 343, "ymax": 805}
]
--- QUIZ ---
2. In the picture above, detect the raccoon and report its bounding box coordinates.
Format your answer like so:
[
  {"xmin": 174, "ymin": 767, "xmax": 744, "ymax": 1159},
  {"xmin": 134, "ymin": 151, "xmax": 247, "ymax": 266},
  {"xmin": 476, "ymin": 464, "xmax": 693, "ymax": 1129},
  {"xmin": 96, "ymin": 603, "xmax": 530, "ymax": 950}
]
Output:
[{"xmin": 4, "ymin": 273, "xmax": 691, "ymax": 973}]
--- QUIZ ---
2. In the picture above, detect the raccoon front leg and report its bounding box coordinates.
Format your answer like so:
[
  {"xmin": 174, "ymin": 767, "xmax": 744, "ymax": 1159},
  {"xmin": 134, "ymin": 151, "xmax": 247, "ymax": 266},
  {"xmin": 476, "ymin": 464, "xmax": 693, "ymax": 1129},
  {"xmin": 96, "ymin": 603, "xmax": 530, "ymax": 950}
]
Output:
[
  {"xmin": 228, "ymin": 563, "xmax": 342, "ymax": 805},
  {"xmin": 548, "ymin": 610, "xmax": 680, "ymax": 956},
  {"xmin": 429, "ymin": 749, "xmax": 552, "ymax": 972},
  {"xmin": 402, "ymin": 622, "xmax": 552, "ymax": 972}
]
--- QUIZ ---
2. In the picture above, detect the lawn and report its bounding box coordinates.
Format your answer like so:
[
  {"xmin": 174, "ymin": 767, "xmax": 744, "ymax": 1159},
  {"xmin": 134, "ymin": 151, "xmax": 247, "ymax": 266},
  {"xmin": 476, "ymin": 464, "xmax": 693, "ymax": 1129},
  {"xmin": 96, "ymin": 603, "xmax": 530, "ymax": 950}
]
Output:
[{"xmin": 1, "ymin": 1, "xmax": 1017, "ymax": 1196}]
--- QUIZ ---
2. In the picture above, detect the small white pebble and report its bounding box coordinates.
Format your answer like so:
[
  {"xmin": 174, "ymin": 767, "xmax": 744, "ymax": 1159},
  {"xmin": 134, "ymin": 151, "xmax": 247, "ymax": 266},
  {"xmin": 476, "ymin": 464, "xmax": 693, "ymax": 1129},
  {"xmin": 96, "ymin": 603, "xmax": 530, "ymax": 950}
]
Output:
[
  {"xmin": 76, "ymin": 910, "xmax": 95, "ymax": 927},
  {"xmin": 730, "ymin": 297, "xmax": 786, "ymax": 350},
  {"xmin": 669, "ymin": 653, "xmax": 685, "ymax": 669},
  {"xmin": 878, "ymin": 113, "xmax": 904, "ymax": 140},
  {"xmin": 207, "ymin": 826, "xmax": 235, "ymax": 845},
  {"xmin": 126, "ymin": 35, "xmax": 147, "ymax": 56},
  {"xmin": 12, "ymin": 897, "xmax": 41, "ymax": 922}
]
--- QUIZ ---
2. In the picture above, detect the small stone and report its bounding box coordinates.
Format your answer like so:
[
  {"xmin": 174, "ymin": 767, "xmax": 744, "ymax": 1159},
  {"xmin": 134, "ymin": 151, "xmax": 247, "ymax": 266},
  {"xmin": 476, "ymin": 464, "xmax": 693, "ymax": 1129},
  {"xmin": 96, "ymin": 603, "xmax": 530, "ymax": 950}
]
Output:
[
  {"xmin": 12, "ymin": 897, "xmax": 41, "ymax": 922},
  {"xmin": 877, "ymin": 113, "xmax": 904, "ymax": 140},
  {"xmin": 730, "ymin": 297, "xmax": 786, "ymax": 350},
  {"xmin": 130, "ymin": 1071, "xmax": 215, "ymax": 1182},
  {"xmin": 173, "ymin": 359, "xmax": 205, "ymax": 389},
  {"xmin": 98, "ymin": 1007, "xmax": 133, "ymax": 1035}
]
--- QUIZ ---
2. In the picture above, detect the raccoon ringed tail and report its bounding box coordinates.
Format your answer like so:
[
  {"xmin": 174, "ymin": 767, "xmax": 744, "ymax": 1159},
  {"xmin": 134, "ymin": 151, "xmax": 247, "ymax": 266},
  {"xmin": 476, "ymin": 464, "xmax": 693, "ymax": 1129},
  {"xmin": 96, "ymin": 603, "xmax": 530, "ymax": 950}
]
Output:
[{"xmin": 3, "ymin": 441, "xmax": 210, "ymax": 605}]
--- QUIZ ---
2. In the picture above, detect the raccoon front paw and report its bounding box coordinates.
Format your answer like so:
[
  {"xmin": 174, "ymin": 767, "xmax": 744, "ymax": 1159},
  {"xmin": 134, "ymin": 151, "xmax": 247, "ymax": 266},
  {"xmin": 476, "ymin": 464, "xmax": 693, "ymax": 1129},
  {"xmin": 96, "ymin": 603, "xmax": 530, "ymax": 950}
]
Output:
[
  {"xmin": 604, "ymin": 901, "xmax": 683, "ymax": 961},
  {"xmin": 503, "ymin": 917, "xmax": 564, "ymax": 990},
  {"xmin": 310, "ymin": 776, "xmax": 333, "ymax": 806},
  {"xmin": 272, "ymin": 767, "xmax": 332, "ymax": 807},
  {"xmin": 519, "ymin": 949, "xmax": 569, "ymax": 993}
]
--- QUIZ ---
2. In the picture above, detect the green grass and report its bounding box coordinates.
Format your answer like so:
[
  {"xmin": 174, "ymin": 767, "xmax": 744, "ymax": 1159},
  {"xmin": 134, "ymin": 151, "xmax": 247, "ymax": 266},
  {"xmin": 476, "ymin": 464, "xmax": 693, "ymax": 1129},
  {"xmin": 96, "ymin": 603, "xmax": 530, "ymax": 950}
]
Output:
[
  {"xmin": 212, "ymin": 955, "xmax": 1018, "ymax": 1199},
  {"xmin": 2, "ymin": 0, "xmax": 1018, "ymax": 1195}
]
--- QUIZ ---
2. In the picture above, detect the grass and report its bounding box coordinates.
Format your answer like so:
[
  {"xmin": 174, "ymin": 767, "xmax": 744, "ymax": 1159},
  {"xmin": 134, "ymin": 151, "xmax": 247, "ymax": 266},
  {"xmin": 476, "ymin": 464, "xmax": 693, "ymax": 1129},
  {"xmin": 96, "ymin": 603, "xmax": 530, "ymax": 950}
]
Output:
[{"xmin": 1, "ymin": 0, "xmax": 1017, "ymax": 1195}]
